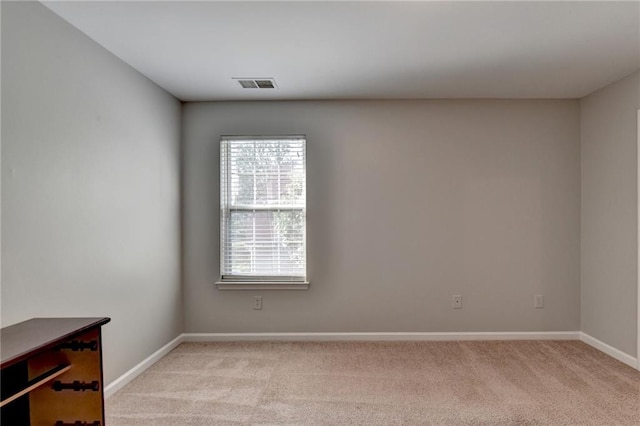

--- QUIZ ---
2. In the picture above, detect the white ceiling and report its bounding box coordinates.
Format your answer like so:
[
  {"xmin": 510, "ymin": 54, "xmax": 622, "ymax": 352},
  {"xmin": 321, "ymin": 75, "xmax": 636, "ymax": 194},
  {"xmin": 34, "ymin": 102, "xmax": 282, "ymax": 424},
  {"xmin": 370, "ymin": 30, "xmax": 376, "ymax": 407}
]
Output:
[{"xmin": 43, "ymin": 1, "xmax": 640, "ymax": 101}]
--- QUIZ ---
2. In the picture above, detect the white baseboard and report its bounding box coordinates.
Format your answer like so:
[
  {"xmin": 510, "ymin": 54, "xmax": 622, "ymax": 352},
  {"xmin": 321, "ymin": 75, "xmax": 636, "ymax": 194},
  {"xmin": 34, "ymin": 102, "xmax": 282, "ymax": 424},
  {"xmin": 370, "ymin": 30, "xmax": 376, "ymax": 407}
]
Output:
[
  {"xmin": 104, "ymin": 334, "xmax": 183, "ymax": 399},
  {"xmin": 579, "ymin": 332, "xmax": 638, "ymax": 369},
  {"xmin": 182, "ymin": 331, "xmax": 581, "ymax": 342}
]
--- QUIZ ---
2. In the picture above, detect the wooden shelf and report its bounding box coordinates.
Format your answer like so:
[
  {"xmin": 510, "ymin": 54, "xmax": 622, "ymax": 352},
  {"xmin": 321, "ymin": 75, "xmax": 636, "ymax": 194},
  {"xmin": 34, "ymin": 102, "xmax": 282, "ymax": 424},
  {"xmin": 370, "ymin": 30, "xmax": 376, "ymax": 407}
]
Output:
[
  {"xmin": 0, "ymin": 364, "xmax": 71, "ymax": 408},
  {"xmin": 1, "ymin": 318, "xmax": 110, "ymax": 369},
  {"xmin": 1, "ymin": 317, "xmax": 110, "ymax": 425}
]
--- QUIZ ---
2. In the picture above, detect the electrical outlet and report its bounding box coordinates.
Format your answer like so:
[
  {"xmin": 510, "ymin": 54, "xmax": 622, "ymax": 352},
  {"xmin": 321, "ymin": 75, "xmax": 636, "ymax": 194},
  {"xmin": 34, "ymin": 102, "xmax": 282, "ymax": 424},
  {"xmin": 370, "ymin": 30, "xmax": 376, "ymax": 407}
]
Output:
[
  {"xmin": 253, "ymin": 296, "xmax": 263, "ymax": 310},
  {"xmin": 534, "ymin": 295, "xmax": 544, "ymax": 309},
  {"xmin": 452, "ymin": 295, "xmax": 462, "ymax": 309}
]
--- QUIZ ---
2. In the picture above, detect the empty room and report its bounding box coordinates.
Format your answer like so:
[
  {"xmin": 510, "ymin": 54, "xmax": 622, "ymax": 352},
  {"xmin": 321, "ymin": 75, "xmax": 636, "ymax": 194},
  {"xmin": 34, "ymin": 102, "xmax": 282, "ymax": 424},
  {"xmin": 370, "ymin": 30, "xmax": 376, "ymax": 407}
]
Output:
[{"xmin": 1, "ymin": 0, "xmax": 639, "ymax": 424}]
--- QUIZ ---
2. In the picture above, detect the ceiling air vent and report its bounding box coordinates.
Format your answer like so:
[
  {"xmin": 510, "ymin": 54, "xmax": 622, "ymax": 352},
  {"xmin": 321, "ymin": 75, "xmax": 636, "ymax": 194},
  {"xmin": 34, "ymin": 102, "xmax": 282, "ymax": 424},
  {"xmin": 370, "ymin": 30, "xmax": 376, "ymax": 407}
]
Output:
[{"xmin": 234, "ymin": 78, "xmax": 277, "ymax": 89}]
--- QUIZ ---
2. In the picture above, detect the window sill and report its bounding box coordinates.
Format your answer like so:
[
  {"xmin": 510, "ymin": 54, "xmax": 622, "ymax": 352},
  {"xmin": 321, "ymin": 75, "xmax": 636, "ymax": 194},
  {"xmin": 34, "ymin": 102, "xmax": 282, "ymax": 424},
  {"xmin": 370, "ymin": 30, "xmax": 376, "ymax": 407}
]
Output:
[{"xmin": 215, "ymin": 282, "xmax": 310, "ymax": 291}]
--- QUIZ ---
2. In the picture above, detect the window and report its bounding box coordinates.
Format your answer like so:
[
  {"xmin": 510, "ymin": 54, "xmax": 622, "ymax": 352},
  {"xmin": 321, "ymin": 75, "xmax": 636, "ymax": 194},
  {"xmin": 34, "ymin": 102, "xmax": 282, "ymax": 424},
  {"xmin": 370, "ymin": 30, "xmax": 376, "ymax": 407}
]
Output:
[{"xmin": 218, "ymin": 136, "xmax": 307, "ymax": 289}]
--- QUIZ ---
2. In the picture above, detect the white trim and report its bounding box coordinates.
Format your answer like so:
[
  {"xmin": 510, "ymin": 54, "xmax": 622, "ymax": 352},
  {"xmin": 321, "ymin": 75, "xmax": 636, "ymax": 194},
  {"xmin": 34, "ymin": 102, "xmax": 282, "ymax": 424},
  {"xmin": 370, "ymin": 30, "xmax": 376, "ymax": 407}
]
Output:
[
  {"xmin": 221, "ymin": 134, "xmax": 306, "ymax": 141},
  {"xmin": 215, "ymin": 282, "xmax": 310, "ymax": 290},
  {"xmin": 182, "ymin": 331, "xmax": 580, "ymax": 342},
  {"xmin": 637, "ymin": 108, "xmax": 640, "ymax": 371},
  {"xmin": 580, "ymin": 332, "xmax": 638, "ymax": 369},
  {"xmin": 103, "ymin": 334, "xmax": 183, "ymax": 399}
]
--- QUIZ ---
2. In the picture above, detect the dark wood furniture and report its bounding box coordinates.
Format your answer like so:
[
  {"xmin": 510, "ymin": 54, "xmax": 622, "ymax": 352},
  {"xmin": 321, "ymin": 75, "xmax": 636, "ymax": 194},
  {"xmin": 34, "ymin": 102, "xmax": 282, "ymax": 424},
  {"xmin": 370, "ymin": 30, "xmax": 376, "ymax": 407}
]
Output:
[{"xmin": 1, "ymin": 317, "xmax": 110, "ymax": 426}]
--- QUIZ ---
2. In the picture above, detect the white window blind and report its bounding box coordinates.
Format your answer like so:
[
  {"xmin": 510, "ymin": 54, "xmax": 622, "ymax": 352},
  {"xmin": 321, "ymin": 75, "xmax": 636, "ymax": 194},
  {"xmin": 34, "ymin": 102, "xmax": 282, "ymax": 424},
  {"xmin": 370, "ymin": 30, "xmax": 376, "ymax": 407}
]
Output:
[{"xmin": 220, "ymin": 136, "xmax": 306, "ymax": 283}]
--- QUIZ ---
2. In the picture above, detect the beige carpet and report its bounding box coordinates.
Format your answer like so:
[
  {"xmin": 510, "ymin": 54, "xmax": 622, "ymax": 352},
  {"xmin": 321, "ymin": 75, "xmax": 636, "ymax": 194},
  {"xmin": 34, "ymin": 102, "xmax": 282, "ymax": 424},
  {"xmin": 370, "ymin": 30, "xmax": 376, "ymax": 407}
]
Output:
[{"xmin": 107, "ymin": 340, "xmax": 640, "ymax": 425}]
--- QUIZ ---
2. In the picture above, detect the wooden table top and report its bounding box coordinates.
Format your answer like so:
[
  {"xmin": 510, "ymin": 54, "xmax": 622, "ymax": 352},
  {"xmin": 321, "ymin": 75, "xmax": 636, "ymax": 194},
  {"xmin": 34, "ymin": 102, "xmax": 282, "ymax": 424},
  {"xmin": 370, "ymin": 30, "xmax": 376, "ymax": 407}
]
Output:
[{"xmin": 1, "ymin": 317, "xmax": 110, "ymax": 368}]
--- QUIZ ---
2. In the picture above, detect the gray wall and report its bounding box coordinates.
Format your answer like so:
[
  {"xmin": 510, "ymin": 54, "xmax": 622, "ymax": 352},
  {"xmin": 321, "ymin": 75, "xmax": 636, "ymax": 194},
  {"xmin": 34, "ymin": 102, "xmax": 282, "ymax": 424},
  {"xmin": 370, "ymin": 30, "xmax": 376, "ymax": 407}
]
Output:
[
  {"xmin": 581, "ymin": 70, "xmax": 639, "ymax": 357},
  {"xmin": 1, "ymin": 2, "xmax": 183, "ymax": 383},
  {"xmin": 183, "ymin": 100, "xmax": 581, "ymax": 333}
]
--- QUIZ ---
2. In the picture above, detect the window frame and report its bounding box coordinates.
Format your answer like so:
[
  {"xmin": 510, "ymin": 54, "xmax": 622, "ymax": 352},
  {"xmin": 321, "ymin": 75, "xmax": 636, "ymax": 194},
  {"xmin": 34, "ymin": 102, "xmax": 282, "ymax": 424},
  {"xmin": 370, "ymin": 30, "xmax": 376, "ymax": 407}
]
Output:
[{"xmin": 215, "ymin": 135, "xmax": 309, "ymax": 290}]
